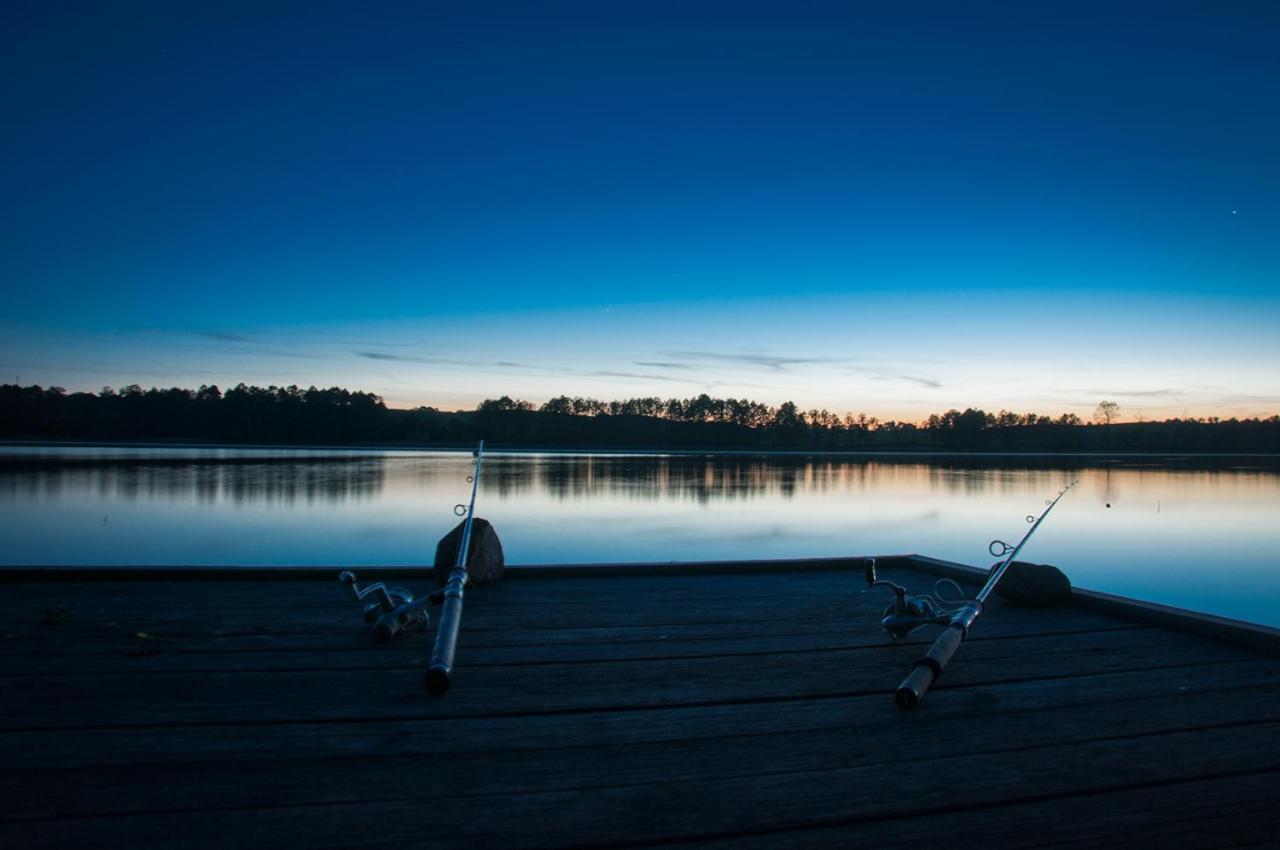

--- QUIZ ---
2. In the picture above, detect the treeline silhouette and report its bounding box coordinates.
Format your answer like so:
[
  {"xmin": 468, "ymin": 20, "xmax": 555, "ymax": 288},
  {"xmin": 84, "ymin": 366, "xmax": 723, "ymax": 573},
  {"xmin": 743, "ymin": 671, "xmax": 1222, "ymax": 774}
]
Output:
[{"xmin": 2, "ymin": 384, "xmax": 1277, "ymax": 453}]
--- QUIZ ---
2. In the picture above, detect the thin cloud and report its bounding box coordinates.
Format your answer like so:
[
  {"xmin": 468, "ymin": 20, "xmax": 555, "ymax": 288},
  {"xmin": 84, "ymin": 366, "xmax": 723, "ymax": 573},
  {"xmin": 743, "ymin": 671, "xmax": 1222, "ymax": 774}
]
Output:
[
  {"xmin": 832, "ymin": 364, "xmax": 941, "ymax": 389},
  {"xmin": 188, "ymin": 340, "xmax": 323, "ymax": 360},
  {"xmin": 656, "ymin": 348, "xmax": 941, "ymax": 388},
  {"xmin": 857, "ymin": 370, "xmax": 942, "ymax": 389},
  {"xmin": 355, "ymin": 351, "xmax": 704, "ymax": 386},
  {"xmin": 1219, "ymin": 392, "xmax": 1280, "ymax": 404},
  {"xmin": 357, "ymin": 351, "xmax": 442, "ymax": 364},
  {"xmin": 661, "ymin": 349, "xmax": 838, "ymax": 371},
  {"xmin": 351, "ymin": 348, "xmax": 784, "ymax": 393},
  {"xmin": 353, "ymin": 347, "xmax": 937, "ymax": 395},
  {"xmin": 588, "ymin": 369, "xmax": 692, "ymax": 383},
  {"xmin": 0, "ymin": 361, "xmax": 326, "ymax": 381},
  {"xmin": 1084, "ymin": 388, "xmax": 1184, "ymax": 398},
  {"xmin": 357, "ymin": 351, "xmax": 539, "ymax": 370},
  {"xmin": 191, "ymin": 330, "xmax": 252, "ymax": 343},
  {"xmin": 634, "ymin": 361, "xmax": 694, "ymax": 370}
]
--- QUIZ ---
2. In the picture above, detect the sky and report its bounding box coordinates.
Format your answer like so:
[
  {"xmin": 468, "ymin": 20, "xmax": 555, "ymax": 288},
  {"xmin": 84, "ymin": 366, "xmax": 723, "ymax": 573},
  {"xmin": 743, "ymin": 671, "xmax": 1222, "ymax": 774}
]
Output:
[{"xmin": 2, "ymin": 1, "xmax": 1278, "ymax": 421}]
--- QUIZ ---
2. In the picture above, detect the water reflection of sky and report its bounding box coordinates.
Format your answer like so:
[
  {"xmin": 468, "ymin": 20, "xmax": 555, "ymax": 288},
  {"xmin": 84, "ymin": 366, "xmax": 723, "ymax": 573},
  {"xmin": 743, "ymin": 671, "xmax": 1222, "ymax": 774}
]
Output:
[{"xmin": 2, "ymin": 449, "xmax": 1278, "ymax": 627}]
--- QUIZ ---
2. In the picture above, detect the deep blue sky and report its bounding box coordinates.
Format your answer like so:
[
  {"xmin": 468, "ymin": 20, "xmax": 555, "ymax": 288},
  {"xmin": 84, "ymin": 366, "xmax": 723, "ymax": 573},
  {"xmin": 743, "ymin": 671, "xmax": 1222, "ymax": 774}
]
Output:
[{"xmin": 3, "ymin": 2, "xmax": 1277, "ymax": 417}]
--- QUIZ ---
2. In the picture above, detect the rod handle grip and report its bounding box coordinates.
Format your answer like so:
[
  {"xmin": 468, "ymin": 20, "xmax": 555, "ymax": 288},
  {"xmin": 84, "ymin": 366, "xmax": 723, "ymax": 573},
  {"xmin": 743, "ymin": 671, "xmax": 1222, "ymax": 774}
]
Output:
[
  {"xmin": 426, "ymin": 591, "xmax": 464, "ymax": 696},
  {"xmin": 895, "ymin": 624, "xmax": 965, "ymax": 709}
]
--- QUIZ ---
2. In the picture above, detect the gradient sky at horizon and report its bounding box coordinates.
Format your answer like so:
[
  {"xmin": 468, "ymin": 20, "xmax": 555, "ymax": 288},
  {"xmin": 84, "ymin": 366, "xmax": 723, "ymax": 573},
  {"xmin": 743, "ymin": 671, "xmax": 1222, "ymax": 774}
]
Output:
[{"xmin": 3, "ymin": 2, "xmax": 1278, "ymax": 420}]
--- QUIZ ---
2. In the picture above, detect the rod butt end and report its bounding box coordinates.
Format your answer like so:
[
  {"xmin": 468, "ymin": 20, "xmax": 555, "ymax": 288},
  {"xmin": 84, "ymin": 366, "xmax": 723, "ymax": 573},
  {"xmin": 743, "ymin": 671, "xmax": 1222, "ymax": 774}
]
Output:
[
  {"xmin": 425, "ymin": 667, "xmax": 451, "ymax": 696},
  {"xmin": 895, "ymin": 665, "xmax": 935, "ymax": 710}
]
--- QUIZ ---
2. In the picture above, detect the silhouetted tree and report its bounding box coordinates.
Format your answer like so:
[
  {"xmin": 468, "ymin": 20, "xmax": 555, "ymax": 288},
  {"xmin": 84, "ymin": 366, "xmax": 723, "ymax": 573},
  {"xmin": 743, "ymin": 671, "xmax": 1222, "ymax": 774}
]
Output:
[
  {"xmin": 540, "ymin": 396, "xmax": 575, "ymax": 415},
  {"xmin": 478, "ymin": 396, "xmax": 534, "ymax": 413},
  {"xmin": 771, "ymin": 401, "xmax": 804, "ymax": 432},
  {"xmin": 1095, "ymin": 400, "xmax": 1120, "ymax": 425},
  {"xmin": 1, "ymin": 383, "xmax": 1277, "ymax": 452}
]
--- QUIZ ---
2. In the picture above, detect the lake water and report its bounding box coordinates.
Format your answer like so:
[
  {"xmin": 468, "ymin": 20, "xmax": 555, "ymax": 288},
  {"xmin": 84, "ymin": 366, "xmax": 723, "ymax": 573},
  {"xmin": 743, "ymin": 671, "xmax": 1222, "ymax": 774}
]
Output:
[{"xmin": 2, "ymin": 446, "xmax": 1278, "ymax": 627}]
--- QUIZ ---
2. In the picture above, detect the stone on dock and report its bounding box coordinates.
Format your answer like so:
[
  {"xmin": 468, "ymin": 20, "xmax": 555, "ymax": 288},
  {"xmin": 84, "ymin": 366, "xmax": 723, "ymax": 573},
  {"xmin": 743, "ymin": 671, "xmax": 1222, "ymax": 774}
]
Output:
[
  {"xmin": 434, "ymin": 517, "xmax": 505, "ymax": 585},
  {"xmin": 995, "ymin": 560, "xmax": 1073, "ymax": 607}
]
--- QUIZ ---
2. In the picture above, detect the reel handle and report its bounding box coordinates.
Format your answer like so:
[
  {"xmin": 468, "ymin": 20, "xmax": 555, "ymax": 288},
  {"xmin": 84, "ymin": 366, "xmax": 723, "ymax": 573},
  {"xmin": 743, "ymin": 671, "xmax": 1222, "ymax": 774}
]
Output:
[
  {"xmin": 338, "ymin": 571, "xmax": 430, "ymax": 641},
  {"xmin": 895, "ymin": 624, "xmax": 965, "ymax": 709}
]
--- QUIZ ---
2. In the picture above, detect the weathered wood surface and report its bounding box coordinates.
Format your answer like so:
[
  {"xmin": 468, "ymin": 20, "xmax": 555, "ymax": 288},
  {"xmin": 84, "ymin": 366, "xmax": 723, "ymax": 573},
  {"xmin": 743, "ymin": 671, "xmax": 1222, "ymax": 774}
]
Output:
[{"xmin": 1, "ymin": 563, "xmax": 1278, "ymax": 849}]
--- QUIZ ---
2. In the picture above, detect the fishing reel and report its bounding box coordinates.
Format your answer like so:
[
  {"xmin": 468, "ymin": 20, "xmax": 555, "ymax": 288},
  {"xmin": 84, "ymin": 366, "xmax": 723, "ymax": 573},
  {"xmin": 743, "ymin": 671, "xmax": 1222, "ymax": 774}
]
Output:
[
  {"xmin": 338, "ymin": 571, "xmax": 438, "ymax": 642},
  {"xmin": 864, "ymin": 558, "xmax": 954, "ymax": 640}
]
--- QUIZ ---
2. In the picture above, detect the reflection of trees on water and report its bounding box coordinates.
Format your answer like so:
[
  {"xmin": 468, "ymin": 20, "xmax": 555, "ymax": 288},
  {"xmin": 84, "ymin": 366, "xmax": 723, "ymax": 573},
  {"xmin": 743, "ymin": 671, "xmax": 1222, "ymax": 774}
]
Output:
[
  {"xmin": 0, "ymin": 459, "xmax": 386, "ymax": 505},
  {"xmin": 476, "ymin": 456, "xmax": 801, "ymax": 504},
  {"xmin": 526, "ymin": 457, "xmax": 808, "ymax": 504},
  {"xmin": 480, "ymin": 456, "xmax": 1081, "ymax": 504},
  {"xmin": 2, "ymin": 453, "xmax": 1276, "ymax": 509},
  {"xmin": 478, "ymin": 455, "xmax": 1278, "ymax": 505}
]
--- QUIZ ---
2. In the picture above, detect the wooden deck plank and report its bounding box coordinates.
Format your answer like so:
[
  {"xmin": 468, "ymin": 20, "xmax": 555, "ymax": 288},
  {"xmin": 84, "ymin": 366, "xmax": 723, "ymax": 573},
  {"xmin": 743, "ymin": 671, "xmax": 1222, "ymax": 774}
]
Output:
[
  {"xmin": 2, "ymin": 658, "xmax": 1268, "ymax": 771},
  {"xmin": 3, "ymin": 683, "xmax": 1277, "ymax": 823},
  {"xmin": 1, "ymin": 565, "xmax": 1276, "ymax": 848},
  {"xmin": 645, "ymin": 772, "xmax": 1280, "ymax": 850},
  {"xmin": 0, "ymin": 623, "xmax": 1153, "ymax": 675},
  {"xmin": 0, "ymin": 563, "xmax": 1059, "ymax": 618},
  {"xmin": 0, "ymin": 567, "xmax": 1150, "ymax": 639},
  {"xmin": 0, "ymin": 613, "xmax": 1148, "ymax": 665},
  {"xmin": 0, "ymin": 605, "xmax": 1128, "ymax": 645},
  {"xmin": 4, "ymin": 724, "xmax": 1278, "ymax": 849},
  {"xmin": 0, "ymin": 630, "xmax": 1259, "ymax": 730}
]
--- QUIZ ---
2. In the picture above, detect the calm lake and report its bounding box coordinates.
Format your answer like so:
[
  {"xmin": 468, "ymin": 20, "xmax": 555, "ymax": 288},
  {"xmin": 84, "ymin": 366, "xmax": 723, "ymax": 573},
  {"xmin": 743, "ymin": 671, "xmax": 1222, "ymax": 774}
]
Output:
[{"xmin": 2, "ymin": 446, "xmax": 1278, "ymax": 627}]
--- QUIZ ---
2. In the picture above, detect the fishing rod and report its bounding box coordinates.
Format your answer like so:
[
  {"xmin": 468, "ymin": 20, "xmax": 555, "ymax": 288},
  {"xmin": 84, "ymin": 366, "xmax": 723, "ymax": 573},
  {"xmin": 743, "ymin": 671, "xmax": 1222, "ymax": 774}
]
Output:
[
  {"xmin": 872, "ymin": 480, "xmax": 1077, "ymax": 709},
  {"xmin": 425, "ymin": 440, "xmax": 485, "ymax": 696}
]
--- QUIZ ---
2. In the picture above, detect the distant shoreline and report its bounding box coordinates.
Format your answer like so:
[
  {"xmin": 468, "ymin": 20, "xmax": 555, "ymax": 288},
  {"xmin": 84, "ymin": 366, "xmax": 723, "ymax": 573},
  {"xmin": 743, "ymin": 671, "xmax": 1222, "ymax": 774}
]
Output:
[
  {"xmin": 7, "ymin": 384, "xmax": 1276, "ymax": 454},
  {"xmin": 2, "ymin": 438, "xmax": 1278, "ymax": 461}
]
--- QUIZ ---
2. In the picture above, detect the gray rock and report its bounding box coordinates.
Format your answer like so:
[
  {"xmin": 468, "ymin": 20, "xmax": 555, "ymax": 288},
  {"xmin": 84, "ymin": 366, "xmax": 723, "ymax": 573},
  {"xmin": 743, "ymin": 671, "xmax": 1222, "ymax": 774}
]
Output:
[
  {"xmin": 995, "ymin": 561, "xmax": 1072, "ymax": 607},
  {"xmin": 434, "ymin": 517, "xmax": 505, "ymax": 586}
]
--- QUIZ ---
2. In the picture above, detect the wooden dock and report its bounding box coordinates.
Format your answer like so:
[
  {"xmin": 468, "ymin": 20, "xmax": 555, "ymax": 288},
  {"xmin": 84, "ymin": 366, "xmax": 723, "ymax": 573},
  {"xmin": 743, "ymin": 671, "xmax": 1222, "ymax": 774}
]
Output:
[{"xmin": 2, "ymin": 556, "xmax": 1279, "ymax": 848}]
